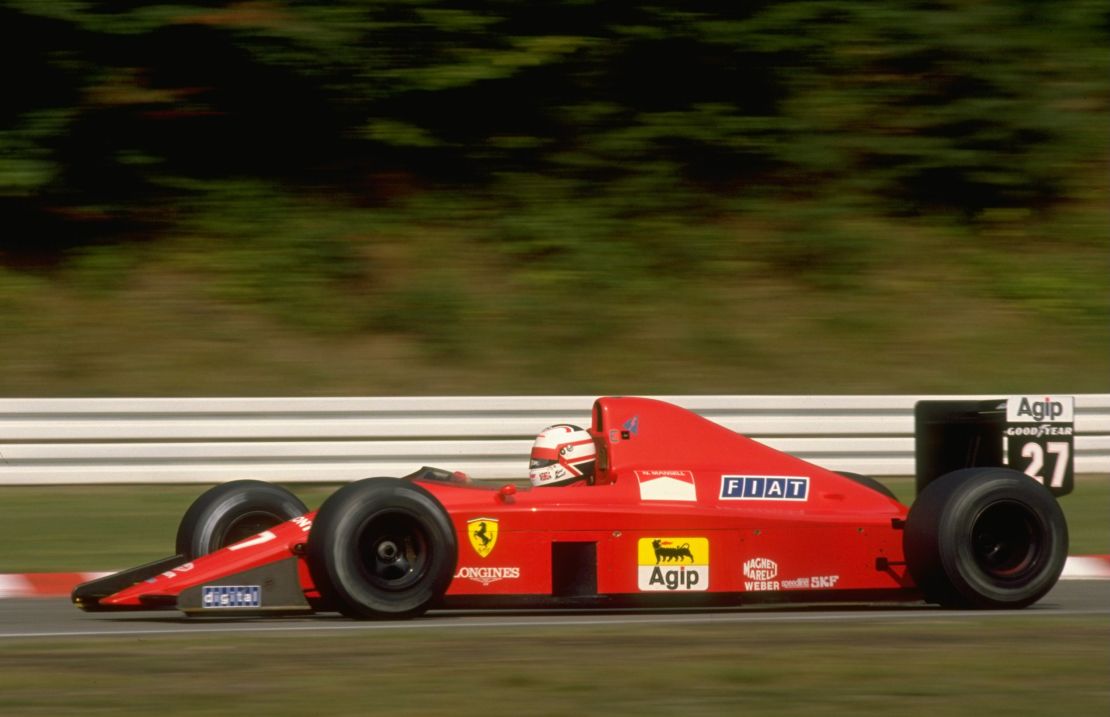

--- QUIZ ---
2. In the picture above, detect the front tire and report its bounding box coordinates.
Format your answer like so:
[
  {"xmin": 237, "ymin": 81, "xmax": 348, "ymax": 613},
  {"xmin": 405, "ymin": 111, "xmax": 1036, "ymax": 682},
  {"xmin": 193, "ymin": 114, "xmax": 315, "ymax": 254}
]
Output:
[
  {"xmin": 175, "ymin": 480, "xmax": 308, "ymax": 559},
  {"xmin": 307, "ymin": 478, "xmax": 457, "ymax": 619},
  {"xmin": 904, "ymin": 467, "xmax": 1067, "ymax": 609}
]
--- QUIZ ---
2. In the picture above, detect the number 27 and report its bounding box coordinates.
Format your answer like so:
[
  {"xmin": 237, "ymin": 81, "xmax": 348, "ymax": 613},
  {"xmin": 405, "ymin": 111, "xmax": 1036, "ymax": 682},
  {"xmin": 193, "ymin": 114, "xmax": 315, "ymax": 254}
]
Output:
[{"xmin": 1021, "ymin": 441, "xmax": 1070, "ymax": 488}]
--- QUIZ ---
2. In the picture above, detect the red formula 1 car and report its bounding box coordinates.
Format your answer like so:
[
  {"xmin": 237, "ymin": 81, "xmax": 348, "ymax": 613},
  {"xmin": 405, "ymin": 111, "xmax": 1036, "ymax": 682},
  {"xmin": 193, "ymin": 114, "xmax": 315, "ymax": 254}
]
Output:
[{"xmin": 73, "ymin": 397, "xmax": 1069, "ymax": 618}]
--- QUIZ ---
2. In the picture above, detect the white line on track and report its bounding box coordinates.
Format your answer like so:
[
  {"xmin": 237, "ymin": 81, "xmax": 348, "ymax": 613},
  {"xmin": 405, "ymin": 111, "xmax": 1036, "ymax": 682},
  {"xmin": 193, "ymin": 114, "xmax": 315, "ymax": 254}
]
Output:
[{"xmin": 3, "ymin": 606, "xmax": 1108, "ymax": 640}]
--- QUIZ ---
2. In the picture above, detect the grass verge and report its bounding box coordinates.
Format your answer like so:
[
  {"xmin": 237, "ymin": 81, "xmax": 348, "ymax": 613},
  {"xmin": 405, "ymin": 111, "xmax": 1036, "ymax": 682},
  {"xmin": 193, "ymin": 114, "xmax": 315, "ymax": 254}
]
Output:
[{"xmin": 0, "ymin": 617, "xmax": 1107, "ymax": 716}]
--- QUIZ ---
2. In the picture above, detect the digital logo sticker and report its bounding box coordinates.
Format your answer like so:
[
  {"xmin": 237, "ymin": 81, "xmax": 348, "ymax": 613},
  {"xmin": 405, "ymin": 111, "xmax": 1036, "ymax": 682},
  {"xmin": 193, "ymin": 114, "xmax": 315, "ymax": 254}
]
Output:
[
  {"xmin": 467, "ymin": 517, "xmax": 499, "ymax": 558},
  {"xmin": 637, "ymin": 537, "xmax": 709, "ymax": 592},
  {"xmin": 201, "ymin": 585, "xmax": 261, "ymax": 608}
]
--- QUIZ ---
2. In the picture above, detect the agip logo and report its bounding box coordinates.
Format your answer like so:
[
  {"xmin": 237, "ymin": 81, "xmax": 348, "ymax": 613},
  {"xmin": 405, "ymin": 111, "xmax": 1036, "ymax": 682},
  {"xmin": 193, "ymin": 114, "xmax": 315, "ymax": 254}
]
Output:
[
  {"xmin": 637, "ymin": 537, "xmax": 709, "ymax": 592},
  {"xmin": 467, "ymin": 518, "xmax": 499, "ymax": 558},
  {"xmin": 1007, "ymin": 396, "xmax": 1074, "ymax": 423}
]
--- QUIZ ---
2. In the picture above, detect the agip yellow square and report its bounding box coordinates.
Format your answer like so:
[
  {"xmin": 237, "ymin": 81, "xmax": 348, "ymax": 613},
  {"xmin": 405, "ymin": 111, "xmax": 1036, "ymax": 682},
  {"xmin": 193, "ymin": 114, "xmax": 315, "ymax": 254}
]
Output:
[{"xmin": 637, "ymin": 537, "xmax": 709, "ymax": 591}]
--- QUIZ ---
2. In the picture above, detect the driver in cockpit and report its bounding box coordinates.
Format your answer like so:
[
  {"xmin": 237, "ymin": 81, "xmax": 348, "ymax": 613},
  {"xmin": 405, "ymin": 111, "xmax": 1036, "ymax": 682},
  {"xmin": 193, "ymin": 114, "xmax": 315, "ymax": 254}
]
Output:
[{"xmin": 528, "ymin": 424, "xmax": 597, "ymax": 487}]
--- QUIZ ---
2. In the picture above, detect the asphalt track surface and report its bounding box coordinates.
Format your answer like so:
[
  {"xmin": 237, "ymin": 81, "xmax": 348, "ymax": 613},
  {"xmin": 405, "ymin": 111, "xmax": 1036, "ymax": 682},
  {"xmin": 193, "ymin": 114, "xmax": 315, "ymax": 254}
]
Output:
[{"xmin": 1, "ymin": 581, "xmax": 1106, "ymax": 640}]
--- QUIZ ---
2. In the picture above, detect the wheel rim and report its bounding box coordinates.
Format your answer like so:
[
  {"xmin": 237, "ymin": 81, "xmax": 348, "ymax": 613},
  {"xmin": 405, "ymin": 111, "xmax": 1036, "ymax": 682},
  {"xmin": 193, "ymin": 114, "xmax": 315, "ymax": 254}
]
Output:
[
  {"xmin": 970, "ymin": 500, "xmax": 1042, "ymax": 580},
  {"xmin": 355, "ymin": 512, "xmax": 431, "ymax": 591},
  {"xmin": 221, "ymin": 511, "xmax": 285, "ymax": 547}
]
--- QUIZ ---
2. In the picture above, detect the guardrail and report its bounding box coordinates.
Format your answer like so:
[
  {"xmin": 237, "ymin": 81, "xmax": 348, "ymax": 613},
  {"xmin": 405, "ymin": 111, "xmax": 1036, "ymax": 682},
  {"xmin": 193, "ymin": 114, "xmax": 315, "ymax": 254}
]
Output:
[{"xmin": 1, "ymin": 395, "xmax": 1107, "ymax": 485}]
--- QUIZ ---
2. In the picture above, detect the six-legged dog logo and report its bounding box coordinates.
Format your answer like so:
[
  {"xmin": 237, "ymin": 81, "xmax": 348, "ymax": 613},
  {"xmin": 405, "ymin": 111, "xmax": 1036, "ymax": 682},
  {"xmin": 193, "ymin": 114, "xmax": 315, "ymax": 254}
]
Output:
[{"xmin": 652, "ymin": 539, "xmax": 694, "ymax": 563}]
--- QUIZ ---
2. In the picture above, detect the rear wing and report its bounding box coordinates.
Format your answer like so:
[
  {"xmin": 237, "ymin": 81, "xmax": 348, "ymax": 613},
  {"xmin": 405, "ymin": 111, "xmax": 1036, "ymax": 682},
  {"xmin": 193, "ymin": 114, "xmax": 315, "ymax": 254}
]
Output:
[{"xmin": 915, "ymin": 395, "xmax": 1074, "ymax": 497}]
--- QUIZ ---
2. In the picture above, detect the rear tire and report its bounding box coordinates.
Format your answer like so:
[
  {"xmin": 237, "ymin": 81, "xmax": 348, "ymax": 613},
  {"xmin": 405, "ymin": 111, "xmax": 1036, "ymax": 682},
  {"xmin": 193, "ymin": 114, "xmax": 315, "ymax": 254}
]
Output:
[
  {"xmin": 175, "ymin": 480, "xmax": 308, "ymax": 559},
  {"xmin": 307, "ymin": 478, "xmax": 457, "ymax": 619},
  {"xmin": 904, "ymin": 467, "xmax": 1067, "ymax": 609}
]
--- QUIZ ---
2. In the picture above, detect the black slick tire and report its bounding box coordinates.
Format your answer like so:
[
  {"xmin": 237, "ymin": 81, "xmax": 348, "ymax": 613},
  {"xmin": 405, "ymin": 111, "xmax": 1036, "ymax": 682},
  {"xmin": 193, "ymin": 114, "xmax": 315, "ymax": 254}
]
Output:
[
  {"xmin": 904, "ymin": 467, "xmax": 1067, "ymax": 609},
  {"xmin": 175, "ymin": 480, "xmax": 308, "ymax": 559},
  {"xmin": 306, "ymin": 477, "xmax": 457, "ymax": 620}
]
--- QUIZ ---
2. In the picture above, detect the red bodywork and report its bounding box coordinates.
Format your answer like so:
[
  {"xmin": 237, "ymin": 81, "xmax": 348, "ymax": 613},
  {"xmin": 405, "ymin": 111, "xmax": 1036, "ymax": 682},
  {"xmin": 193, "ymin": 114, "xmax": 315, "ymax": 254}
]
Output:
[{"xmin": 90, "ymin": 397, "xmax": 917, "ymax": 613}]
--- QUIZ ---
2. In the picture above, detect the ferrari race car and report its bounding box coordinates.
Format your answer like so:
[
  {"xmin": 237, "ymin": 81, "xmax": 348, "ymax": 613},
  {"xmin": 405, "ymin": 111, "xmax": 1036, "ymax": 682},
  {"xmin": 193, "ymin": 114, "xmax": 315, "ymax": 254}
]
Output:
[{"xmin": 73, "ymin": 396, "xmax": 1070, "ymax": 618}]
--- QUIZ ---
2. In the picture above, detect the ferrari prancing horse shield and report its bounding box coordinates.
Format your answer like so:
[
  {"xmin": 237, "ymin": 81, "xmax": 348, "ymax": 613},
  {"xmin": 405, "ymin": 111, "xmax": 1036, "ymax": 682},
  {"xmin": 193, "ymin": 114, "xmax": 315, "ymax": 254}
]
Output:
[{"xmin": 467, "ymin": 517, "xmax": 499, "ymax": 558}]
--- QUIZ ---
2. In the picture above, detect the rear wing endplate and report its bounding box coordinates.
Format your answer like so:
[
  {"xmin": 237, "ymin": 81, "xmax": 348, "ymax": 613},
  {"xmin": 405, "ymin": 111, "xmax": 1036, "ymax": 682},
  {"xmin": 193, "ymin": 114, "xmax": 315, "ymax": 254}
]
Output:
[{"xmin": 914, "ymin": 395, "xmax": 1075, "ymax": 497}]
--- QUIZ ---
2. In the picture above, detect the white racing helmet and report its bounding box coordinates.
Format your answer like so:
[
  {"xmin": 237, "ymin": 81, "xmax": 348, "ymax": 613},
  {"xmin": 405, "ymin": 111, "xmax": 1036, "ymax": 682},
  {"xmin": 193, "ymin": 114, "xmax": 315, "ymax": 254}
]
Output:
[{"xmin": 529, "ymin": 424, "xmax": 597, "ymax": 487}]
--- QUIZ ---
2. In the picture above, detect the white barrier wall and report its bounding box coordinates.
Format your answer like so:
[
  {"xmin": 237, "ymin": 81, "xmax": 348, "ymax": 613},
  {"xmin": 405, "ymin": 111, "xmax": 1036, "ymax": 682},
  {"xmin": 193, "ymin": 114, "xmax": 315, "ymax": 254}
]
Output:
[{"xmin": 1, "ymin": 395, "xmax": 1107, "ymax": 485}]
